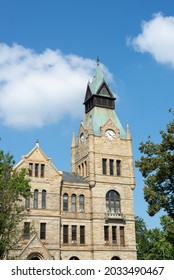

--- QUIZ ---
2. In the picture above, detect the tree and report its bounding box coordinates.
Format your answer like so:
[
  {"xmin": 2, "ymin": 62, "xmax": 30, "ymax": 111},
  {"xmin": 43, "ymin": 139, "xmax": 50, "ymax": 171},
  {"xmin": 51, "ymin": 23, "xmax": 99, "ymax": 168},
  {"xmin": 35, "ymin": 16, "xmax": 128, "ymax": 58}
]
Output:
[
  {"xmin": 136, "ymin": 111, "xmax": 174, "ymax": 219},
  {"xmin": 160, "ymin": 215, "xmax": 174, "ymax": 251},
  {"xmin": 145, "ymin": 227, "xmax": 173, "ymax": 260},
  {"xmin": 135, "ymin": 216, "xmax": 149, "ymax": 259},
  {"xmin": 0, "ymin": 150, "xmax": 31, "ymax": 259},
  {"xmin": 135, "ymin": 216, "xmax": 174, "ymax": 260}
]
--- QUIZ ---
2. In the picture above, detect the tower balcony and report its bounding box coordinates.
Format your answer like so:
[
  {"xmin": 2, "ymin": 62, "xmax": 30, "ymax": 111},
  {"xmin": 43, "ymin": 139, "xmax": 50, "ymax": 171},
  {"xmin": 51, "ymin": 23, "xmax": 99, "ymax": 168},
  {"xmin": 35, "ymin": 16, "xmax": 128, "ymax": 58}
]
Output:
[{"xmin": 105, "ymin": 210, "xmax": 125, "ymax": 221}]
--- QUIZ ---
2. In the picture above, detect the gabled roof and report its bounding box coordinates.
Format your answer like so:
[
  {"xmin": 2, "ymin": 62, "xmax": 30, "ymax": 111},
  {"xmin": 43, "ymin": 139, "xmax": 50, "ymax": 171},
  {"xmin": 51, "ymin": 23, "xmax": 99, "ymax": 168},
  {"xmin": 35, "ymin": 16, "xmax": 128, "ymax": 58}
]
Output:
[
  {"xmin": 18, "ymin": 234, "xmax": 52, "ymax": 260},
  {"xmin": 14, "ymin": 142, "xmax": 62, "ymax": 176}
]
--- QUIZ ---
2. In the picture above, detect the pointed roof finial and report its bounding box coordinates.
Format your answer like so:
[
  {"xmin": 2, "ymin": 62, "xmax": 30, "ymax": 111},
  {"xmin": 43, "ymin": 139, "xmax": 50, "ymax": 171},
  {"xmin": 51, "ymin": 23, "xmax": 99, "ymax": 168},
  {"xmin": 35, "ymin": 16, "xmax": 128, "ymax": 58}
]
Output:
[
  {"xmin": 126, "ymin": 123, "xmax": 131, "ymax": 140},
  {"xmin": 96, "ymin": 56, "xmax": 100, "ymax": 66},
  {"xmin": 71, "ymin": 131, "xmax": 76, "ymax": 148},
  {"xmin": 36, "ymin": 139, "xmax": 39, "ymax": 147}
]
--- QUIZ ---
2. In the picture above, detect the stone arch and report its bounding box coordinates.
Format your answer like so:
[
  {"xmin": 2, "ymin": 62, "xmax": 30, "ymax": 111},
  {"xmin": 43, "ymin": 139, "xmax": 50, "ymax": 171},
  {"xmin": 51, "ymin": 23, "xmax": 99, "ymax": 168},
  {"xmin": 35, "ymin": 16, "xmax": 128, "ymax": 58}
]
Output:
[
  {"xmin": 27, "ymin": 252, "xmax": 44, "ymax": 260},
  {"xmin": 111, "ymin": 256, "xmax": 121, "ymax": 260},
  {"xmin": 69, "ymin": 256, "xmax": 79, "ymax": 260}
]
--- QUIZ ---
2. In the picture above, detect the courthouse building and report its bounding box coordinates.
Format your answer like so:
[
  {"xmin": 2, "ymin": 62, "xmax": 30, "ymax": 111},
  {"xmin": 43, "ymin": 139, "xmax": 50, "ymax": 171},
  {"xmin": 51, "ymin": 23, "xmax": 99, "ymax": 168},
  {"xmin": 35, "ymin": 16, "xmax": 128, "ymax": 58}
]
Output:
[{"xmin": 12, "ymin": 62, "xmax": 137, "ymax": 260}]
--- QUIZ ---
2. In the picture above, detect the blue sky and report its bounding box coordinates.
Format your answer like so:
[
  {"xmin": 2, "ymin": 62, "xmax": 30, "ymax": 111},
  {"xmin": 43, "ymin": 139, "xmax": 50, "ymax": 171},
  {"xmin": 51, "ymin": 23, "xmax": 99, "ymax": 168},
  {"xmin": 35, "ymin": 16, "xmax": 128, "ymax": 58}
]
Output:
[{"xmin": 0, "ymin": 0, "xmax": 173, "ymax": 229}]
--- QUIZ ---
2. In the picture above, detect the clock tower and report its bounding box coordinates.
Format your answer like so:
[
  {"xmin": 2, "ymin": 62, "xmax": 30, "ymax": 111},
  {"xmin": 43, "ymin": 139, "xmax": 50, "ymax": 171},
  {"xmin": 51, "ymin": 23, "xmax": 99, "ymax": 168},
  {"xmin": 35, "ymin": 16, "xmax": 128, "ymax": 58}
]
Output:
[{"xmin": 71, "ymin": 60, "xmax": 137, "ymax": 259}]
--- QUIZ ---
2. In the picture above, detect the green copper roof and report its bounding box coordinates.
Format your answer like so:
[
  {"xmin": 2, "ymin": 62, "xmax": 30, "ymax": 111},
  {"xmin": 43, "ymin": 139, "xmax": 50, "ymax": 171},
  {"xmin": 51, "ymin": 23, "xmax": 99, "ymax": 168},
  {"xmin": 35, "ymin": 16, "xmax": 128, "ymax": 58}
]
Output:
[
  {"xmin": 83, "ymin": 107, "xmax": 126, "ymax": 139},
  {"xmin": 89, "ymin": 63, "xmax": 104, "ymax": 95}
]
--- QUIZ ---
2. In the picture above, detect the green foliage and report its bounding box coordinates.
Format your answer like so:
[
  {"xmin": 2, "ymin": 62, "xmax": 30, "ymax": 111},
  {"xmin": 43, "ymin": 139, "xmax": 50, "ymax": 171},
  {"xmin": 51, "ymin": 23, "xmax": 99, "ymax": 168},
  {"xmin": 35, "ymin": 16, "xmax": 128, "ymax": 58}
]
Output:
[
  {"xmin": 135, "ymin": 216, "xmax": 174, "ymax": 260},
  {"xmin": 135, "ymin": 216, "xmax": 149, "ymax": 259},
  {"xmin": 136, "ymin": 111, "xmax": 174, "ymax": 219},
  {"xmin": 0, "ymin": 150, "xmax": 31, "ymax": 259}
]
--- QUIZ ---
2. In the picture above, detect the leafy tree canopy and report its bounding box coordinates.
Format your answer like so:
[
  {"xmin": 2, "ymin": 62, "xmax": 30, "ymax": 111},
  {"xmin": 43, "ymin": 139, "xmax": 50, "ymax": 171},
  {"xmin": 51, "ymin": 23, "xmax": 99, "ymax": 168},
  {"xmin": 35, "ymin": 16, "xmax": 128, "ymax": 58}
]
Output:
[
  {"xmin": 0, "ymin": 150, "xmax": 31, "ymax": 259},
  {"xmin": 135, "ymin": 216, "xmax": 174, "ymax": 260},
  {"xmin": 136, "ymin": 111, "xmax": 174, "ymax": 219}
]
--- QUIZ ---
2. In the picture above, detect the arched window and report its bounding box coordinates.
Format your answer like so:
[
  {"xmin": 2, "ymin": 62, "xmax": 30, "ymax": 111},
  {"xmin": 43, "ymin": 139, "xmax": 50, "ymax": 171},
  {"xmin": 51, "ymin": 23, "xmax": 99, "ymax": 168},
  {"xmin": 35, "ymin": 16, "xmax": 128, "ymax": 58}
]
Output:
[
  {"xmin": 63, "ymin": 193, "xmax": 68, "ymax": 211},
  {"xmin": 71, "ymin": 194, "xmax": 76, "ymax": 212},
  {"xmin": 34, "ymin": 189, "xmax": 38, "ymax": 209},
  {"xmin": 69, "ymin": 256, "xmax": 79, "ymax": 260},
  {"xmin": 106, "ymin": 190, "xmax": 120, "ymax": 213},
  {"xmin": 79, "ymin": 194, "xmax": 84, "ymax": 212},
  {"xmin": 42, "ymin": 190, "xmax": 46, "ymax": 209},
  {"xmin": 27, "ymin": 252, "xmax": 44, "ymax": 260},
  {"xmin": 111, "ymin": 256, "xmax": 121, "ymax": 260}
]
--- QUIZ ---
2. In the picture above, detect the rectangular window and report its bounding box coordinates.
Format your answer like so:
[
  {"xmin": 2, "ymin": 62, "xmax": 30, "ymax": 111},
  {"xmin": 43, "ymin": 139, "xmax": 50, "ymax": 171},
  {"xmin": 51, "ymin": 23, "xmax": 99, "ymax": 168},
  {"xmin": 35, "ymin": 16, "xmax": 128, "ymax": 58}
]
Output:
[
  {"xmin": 40, "ymin": 223, "xmax": 46, "ymax": 240},
  {"xmin": 41, "ymin": 164, "xmax": 45, "ymax": 178},
  {"xmin": 23, "ymin": 222, "xmax": 30, "ymax": 239},
  {"xmin": 112, "ymin": 226, "xmax": 117, "ymax": 244},
  {"xmin": 80, "ymin": 226, "xmax": 85, "ymax": 244},
  {"xmin": 102, "ymin": 158, "xmax": 107, "ymax": 174},
  {"xmin": 35, "ymin": 163, "xmax": 39, "ymax": 177},
  {"xmin": 63, "ymin": 225, "xmax": 68, "ymax": 244},
  {"xmin": 72, "ymin": 225, "xmax": 77, "ymax": 243},
  {"xmin": 120, "ymin": 226, "xmax": 125, "ymax": 246},
  {"xmin": 104, "ymin": 225, "xmax": 109, "ymax": 242},
  {"xmin": 29, "ymin": 163, "xmax": 33, "ymax": 177},
  {"xmin": 116, "ymin": 160, "xmax": 121, "ymax": 176},
  {"xmin": 109, "ymin": 159, "xmax": 114, "ymax": 175}
]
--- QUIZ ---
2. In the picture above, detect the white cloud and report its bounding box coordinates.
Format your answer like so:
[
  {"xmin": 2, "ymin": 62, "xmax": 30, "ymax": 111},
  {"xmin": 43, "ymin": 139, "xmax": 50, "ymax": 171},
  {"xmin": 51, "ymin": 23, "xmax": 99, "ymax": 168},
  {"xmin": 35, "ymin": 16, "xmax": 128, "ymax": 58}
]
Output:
[
  {"xmin": 0, "ymin": 43, "xmax": 113, "ymax": 129},
  {"xmin": 128, "ymin": 13, "xmax": 174, "ymax": 68}
]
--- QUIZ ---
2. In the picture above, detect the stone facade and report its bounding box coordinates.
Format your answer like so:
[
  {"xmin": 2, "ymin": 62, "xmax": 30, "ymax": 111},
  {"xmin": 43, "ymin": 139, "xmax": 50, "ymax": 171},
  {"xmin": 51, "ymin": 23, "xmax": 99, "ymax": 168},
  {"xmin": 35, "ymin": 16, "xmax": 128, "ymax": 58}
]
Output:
[{"xmin": 11, "ymin": 63, "xmax": 137, "ymax": 260}]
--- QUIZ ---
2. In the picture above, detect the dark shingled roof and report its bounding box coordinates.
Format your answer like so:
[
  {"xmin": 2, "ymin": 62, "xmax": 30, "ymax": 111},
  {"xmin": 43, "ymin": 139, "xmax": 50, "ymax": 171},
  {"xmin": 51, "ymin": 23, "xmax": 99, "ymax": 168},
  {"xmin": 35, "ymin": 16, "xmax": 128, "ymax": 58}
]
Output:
[{"xmin": 62, "ymin": 171, "xmax": 88, "ymax": 184}]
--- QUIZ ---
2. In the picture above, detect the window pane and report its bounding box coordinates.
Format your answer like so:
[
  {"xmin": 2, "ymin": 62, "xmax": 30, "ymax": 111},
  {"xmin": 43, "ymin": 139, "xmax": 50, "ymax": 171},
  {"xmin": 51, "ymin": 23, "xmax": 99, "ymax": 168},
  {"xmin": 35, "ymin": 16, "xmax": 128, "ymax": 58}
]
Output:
[
  {"xmin": 116, "ymin": 160, "xmax": 121, "ymax": 176},
  {"xmin": 40, "ymin": 223, "xmax": 46, "ymax": 240},
  {"xmin": 72, "ymin": 225, "xmax": 77, "ymax": 242},
  {"xmin": 109, "ymin": 159, "xmax": 114, "ymax": 175},
  {"xmin": 120, "ymin": 227, "xmax": 125, "ymax": 246},
  {"xmin": 106, "ymin": 197, "xmax": 109, "ymax": 211},
  {"xmin": 104, "ymin": 226, "xmax": 109, "ymax": 241},
  {"xmin": 23, "ymin": 222, "xmax": 30, "ymax": 239},
  {"xmin": 106, "ymin": 190, "xmax": 120, "ymax": 213},
  {"xmin": 41, "ymin": 164, "xmax": 45, "ymax": 178},
  {"xmin": 42, "ymin": 190, "xmax": 46, "ymax": 209},
  {"xmin": 80, "ymin": 226, "xmax": 85, "ymax": 244},
  {"xmin": 102, "ymin": 159, "xmax": 107, "ymax": 174},
  {"xmin": 71, "ymin": 194, "xmax": 76, "ymax": 212},
  {"xmin": 34, "ymin": 189, "xmax": 38, "ymax": 209},
  {"xmin": 79, "ymin": 195, "xmax": 84, "ymax": 212},
  {"xmin": 63, "ymin": 225, "xmax": 68, "ymax": 244},
  {"xmin": 35, "ymin": 163, "xmax": 39, "ymax": 177},
  {"xmin": 29, "ymin": 163, "xmax": 33, "ymax": 177},
  {"xmin": 63, "ymin": 193, "xmax": 68, "ymax": 211},
  {"xmin": 112, "ymin": 226, "xmax": 117, "ymax": 244}
]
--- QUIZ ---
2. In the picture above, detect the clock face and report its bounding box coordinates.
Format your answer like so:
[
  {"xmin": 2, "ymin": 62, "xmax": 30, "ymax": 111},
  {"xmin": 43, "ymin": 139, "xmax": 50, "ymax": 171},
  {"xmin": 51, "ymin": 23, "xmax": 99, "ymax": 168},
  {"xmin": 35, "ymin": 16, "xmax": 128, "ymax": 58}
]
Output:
[
  {"xmin": 80, "ymin": 133, "xmax": 84, "ymax": 142},
  {"xmin": 105, "ymin": 129, "xmax": 116, "ymax": 140}
]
